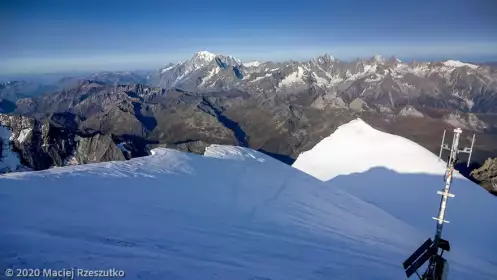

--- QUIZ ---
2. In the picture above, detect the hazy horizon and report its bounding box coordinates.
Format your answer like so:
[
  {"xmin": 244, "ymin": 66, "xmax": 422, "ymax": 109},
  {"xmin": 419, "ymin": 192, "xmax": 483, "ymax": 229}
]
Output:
[{"xmin": 2, "ymin": 0, "xmax": 496, "ymax": 75}]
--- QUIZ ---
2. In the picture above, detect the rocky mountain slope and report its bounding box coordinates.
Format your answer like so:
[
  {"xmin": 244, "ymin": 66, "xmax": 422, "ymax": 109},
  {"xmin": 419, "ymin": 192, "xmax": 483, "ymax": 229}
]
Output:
[
  {"xmin": 2, "ymin": 51, "xmax": 497, "ymax": 191},
  {"xmin": 471, "ymin": 157, "xmax": 497, "ymax": 195},
  {"xmin": 6, "ymin": 79, "xmax": 496, "ymax": 176},
  {"xmin": 0, "ymin": 113, "xmax": 133, "ymax": 172}
]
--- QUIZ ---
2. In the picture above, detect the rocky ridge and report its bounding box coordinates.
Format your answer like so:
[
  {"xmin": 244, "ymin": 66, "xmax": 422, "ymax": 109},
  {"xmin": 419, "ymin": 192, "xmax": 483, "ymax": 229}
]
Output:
[
  {"xmin": 471, "ymin": 157, "xmax": 497, "ymax": 195},
  {"xmin": 0, "ymin": 113, "xmax": 128, "ymax": 172}
]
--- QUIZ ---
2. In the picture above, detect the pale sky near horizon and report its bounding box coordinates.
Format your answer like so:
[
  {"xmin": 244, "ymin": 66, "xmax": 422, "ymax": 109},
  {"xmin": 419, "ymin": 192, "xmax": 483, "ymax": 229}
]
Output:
[{"xmin": 1, "ymin": 0, "xmax": 496, "ymax": 74}]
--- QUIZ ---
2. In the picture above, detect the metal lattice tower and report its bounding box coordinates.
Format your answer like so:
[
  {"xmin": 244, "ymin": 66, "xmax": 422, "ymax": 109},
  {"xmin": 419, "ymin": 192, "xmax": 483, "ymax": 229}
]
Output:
[{"xmin": 403, "ymin": 128, "xmax": 475, "ymax": 280}]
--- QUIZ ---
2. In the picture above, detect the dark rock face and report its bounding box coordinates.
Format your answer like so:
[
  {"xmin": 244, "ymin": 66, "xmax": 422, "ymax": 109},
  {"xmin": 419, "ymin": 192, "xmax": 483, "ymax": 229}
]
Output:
[
  {"xmin": 0, "ymin": 113, "xmax": 127, "ymax": 172},
  {"xmin": 149, "ymin": 140, "xmax": 210, "ymax": 155},
  {"xmin": 471, "ymin": 158, "xmax": 497, "ymax": 195},
  {"xmin": 0, "ymin": 114, "xmax": 74, "ymax": 169},
  {"xmin": 73, "ymin": 133, "xmax": 125, "ymax": 164}
]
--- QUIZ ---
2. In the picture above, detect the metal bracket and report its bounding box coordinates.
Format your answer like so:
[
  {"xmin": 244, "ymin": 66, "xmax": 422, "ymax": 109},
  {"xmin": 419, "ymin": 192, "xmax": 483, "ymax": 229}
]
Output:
[
  {"xmin": 432, "ymin": 217, "xmax": 450, "ymax": 224},
  {"xmin": 437, "ymin": 191, "xmax": 455, "ymax": 198}
]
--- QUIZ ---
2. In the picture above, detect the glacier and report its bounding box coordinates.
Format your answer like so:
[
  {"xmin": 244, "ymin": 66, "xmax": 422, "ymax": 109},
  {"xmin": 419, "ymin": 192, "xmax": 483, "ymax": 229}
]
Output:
[
  {"xmin": 0, "ymin": 119, "xmax": 496, "ymax": 279},
  {"xmin": 0, "ymin": 147, "xmax": 434, "ymax": 279}
]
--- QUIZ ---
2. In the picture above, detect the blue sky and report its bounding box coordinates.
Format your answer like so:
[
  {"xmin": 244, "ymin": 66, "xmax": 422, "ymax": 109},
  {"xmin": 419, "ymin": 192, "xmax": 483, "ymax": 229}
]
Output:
[{"xmin": 1, "ymin": 0, "xmax": 496, "ymax": 74}]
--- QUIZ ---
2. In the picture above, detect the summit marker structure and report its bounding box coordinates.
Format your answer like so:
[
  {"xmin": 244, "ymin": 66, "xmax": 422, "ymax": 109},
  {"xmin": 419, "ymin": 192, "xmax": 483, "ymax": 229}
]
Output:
[{"xmin": 403, "ymin": 128, "xmax": 476, "ymax": 280}]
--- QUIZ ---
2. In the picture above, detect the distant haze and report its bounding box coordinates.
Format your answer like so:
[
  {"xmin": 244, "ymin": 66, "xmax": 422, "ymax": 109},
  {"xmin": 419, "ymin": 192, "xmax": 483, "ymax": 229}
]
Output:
[{"xmin": 1, "ymin": 0, "xmax": 496, "ymax": 74}]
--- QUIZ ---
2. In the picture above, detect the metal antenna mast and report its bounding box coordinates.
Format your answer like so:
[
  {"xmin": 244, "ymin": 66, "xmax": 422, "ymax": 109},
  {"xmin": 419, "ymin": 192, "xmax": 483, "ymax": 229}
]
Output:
[{"xmin": 402, "ymin": 128, "xmax": 476, "ymax": 280}]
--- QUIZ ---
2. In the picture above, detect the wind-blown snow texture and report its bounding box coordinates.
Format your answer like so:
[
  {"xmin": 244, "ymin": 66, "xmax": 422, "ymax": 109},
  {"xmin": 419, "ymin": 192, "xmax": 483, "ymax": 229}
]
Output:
[
  {"xmin": 0, "ymin": 145, "xmax": 451, "ymax": 280},
  {"xmin": 293, "ymin": 118, "xmax": 497, "ymax": 279}
]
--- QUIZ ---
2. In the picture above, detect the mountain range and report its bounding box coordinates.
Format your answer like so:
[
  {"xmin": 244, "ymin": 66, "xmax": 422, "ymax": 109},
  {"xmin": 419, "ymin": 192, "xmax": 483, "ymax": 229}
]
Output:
[
  {"xmin": 1, "ymin": 51, "xmax": 497, "ymax": 193},
  {"xmin": 149, "ymin": 51, "xmax": 497, "ymax": 114}
]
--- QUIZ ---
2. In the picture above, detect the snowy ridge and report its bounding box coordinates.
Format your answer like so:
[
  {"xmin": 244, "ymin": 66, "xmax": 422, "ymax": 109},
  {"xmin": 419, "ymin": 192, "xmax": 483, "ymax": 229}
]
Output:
[
  {"xmin": 16, "ymin": 128, "xmax": 31, "ymax": 144},
  {"xmin": 1, "ymin": 144, "xmax": 496, "ymax": 279},
  {"xmin": 199, "ymin": 67, "xmax": 220, "ymax": 87},
  {"xmin": 372, "ymin": 54, "xmax": 386, "ymax": 64},
  {"xmin": 193, "ymin": 50, "xmax": 217, "ymax": 62},
  {"xmin": 204, "ymin": 144, "xmax": 267, "ymax": 162},
  {"xmin": 0, "ymin": 147, "xmax": 426, "ymax": 279},
  {"xmin": 293, "ymin": 118, "xmax": 459, "ymax": 181},
  {"xmin": 279, "ymin": 66, "xmax": 306, "ymax": 87},
  {"xmin": 443, "ymin": 60, "xmax": 479, "ymax": 69}
]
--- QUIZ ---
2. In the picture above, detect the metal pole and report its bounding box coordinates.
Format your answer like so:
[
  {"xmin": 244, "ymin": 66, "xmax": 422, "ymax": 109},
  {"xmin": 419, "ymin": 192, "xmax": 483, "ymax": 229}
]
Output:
[
  {"xmin": 439, "ymin": 130, "xmax": 446, "ymax": 159},
  {"xmin": 435, "ymin": 128, "xmax": 460, "ymax": 241},
  {"xmin": 466, "ymin": 134, "xmax": 475, "ymax": 168}
]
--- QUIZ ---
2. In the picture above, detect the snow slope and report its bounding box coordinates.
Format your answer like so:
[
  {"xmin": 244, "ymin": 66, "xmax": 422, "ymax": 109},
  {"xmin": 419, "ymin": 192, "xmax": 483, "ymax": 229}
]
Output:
[
  {"xmin": 330, "ymin": 168, "xmax": 497, "ymax": 279},
  {"xmin": 1, "ymin": 146, "xmax": 474, "ymax": 280},
  {"xmin": 204, "ymin": 144, "xmax": 266, "ymax": 162},
  {"xmin": 292, "ymin": 119, "xmax": 497, "ymax": 279},
  {"xmin": 293, "ymin": 118, "xmax": 454, "ymax": 181}
]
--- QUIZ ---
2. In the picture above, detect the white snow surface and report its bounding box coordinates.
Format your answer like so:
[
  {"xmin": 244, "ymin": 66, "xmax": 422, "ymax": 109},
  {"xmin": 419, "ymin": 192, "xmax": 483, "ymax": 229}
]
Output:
[
  {"xmin": 204, "ymin": 144, "xmax": 266, "ymax": 162},
  {"xmin": 193, "ymin": 50, "xmax": 217, "ymax": 62},
  {"xmin": 243, "ymin": 61, "xmax": 262, "ymax": 67},
  {"xmin": 329, "ymin": 168, "xmax": 497, "ymax": 280},
  {"xmin": 249, "ymin": 73, "xmax": 274, "ymax": 83},
  {"xmin": 373, "ymin": 54, "xmax": 385, "ymax": 64},
  {"xmin": 443, "ymin": 60, "xmax": 479, "ymax": 69},
  {"xmin": 0, "ymin": 141, "xmax": 495, "ymax": 279},
  {"xmin": 161, "ymin": 65, "xmax": 174, "ymax": 73},
  {"xmin": 279, "ymin": 66, "xmax": 306, "ymax": 87},
  {"xmin": 2, "ymin": 146, "xmax": 472, "ymax": 280},
  {"xmin": 312, "ymin": 72, "xmax": 329, "ymax": 87},
  {"xmin": 16, "ymin": 128, "xmax": 31, "ymax": 144},
  {"xmin": 293, "ymin": 118, "xmax": 457, "ymax": 181},
  {"xmin": 199, "ymin": 67, "xmax": 220, "ymax": 87}
]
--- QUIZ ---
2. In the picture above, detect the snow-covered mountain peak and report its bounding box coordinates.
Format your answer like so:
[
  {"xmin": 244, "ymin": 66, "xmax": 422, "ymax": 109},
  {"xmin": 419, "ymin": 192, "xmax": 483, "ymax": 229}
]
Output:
[
  {"xmin": 443, "ymin": 60, "xmax": 479, "ymax": 69},
  {"xmin": 314, "ymin": 53, "xmax": 336, "ymax": 64},
  {"xmin": 187, "ymin": 51, "xmax": 218, "ymax": 69},
  {"xmin": 193, "ymin": 50, "xmax": 217, "ymax": 62},
  {"xmin": 372, "ymin": 54, "xmax": 386, "ymax": 64},
  {"xmin": 293, "ymin": 118, "xmax": 454, "ymax": 181}
]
